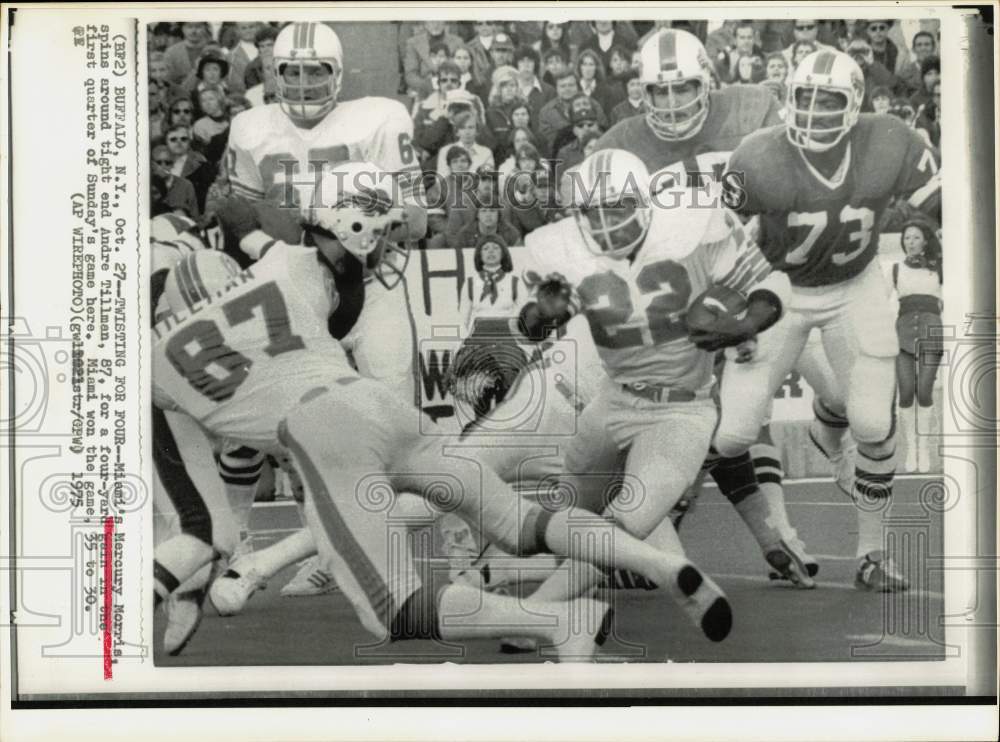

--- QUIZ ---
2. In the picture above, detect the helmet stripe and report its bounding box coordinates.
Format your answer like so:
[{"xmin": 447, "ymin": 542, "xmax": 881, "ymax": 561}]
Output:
[
  {"xmin": 173, "ymin": 257, "xmax": 200, "ymax": 311},
  {"xmin": 308, "ymin": 22, "xmax": 317, "ymax": 48},
  {"xmin": 658, "ymin": 30, "xmax": 677, "ymax": 72},
  {"xmin": 294, "ymin": 22, "xmax": 303, "ymax": 48},
  {"xmin": 812, "ymin": 51, "xmax": 837, "ymax": 76},
  {"xmin": 186, "ymin": 254, "xmax": 210, "ymax": 303}
]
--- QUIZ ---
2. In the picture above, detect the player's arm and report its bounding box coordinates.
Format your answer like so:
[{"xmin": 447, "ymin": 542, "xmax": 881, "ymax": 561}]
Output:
[
  {"xmin": 721, "ymin": 139, "xmax": 764, "ymax": 218},
  {"xmin": 895, "ymin": 128, "xmax": 942, "ymax": 223},
  {"xmin": 689, "ymin": 209, "xmax": 790, "ymax": 351},
  {"xmin": 224, "ymin": 120, "xmax": 266, "ymax": 202},
  {"xmin": 371, "ymin": 102, "xmax": 428, "ymax": 241}
]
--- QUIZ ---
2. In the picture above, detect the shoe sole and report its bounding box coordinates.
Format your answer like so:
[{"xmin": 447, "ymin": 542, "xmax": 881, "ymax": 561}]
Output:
[
  {"xmin": 677, "ymin": 565, "xmax": 732, "ymax": 642},
  {"xmin": 765, "ymin": 544, "xmax": 817, "ymax": 589}
]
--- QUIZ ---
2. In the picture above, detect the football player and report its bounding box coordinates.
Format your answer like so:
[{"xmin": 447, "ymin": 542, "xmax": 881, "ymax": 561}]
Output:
[
  {"xmin": 153, "ymin": 164, "xmax": 733, "ymax": 656},
  {"xmin": 595, "ymin": 29, "xmax": 816, "ymax": 582},
  {"xmin": 719, "ymin": 50, "xmax": 942, "ymax": 591},
  {"xmin": 214, "ymin": 22, "xmax": 427, "ymax": 600},
  {"xmin": 501, "ymin": 148, "xmax": 810, "ymax": 619}
]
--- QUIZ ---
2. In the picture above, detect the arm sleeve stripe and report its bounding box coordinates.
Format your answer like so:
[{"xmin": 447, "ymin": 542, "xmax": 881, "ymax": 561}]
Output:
[
  {"xmin": 907, "ymin": 173, "xmax": 941, "ymax": 209},
  {"xmin": 230, "ymin": 179, "xmax": 266, "ymax": 199}
]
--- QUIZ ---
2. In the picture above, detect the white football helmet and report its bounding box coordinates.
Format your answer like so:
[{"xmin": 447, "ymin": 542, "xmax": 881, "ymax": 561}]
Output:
[
  {"xmin": 162, "ymin": 249, "xmax": 243, "ymax": 317},
  {"xmin": 638, "ymin": 29, "xmax": 714, "ymax": 141},
  {"xmin": 301, "ymin": 161, "xmax": 410, "ymax": 289},
  {"xmin": 564, "ymin": 149, "xmax": 651, "ymax": 260},
  {"xmin": 151, "ymin": 213, "xmax": 208, "ymax": 253},
  {"xmin": 273, "ymin": 22, "xmax": 344, "ymax": 123},
  {"xmin": 786, "ymin": 50, "xmax": 864, "ymax": 152}
]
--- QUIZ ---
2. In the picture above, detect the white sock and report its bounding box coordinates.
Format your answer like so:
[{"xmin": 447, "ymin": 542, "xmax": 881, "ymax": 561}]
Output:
[{"xmin": 239, "ymin": 527, "xmax": 317, "ymax": 579}]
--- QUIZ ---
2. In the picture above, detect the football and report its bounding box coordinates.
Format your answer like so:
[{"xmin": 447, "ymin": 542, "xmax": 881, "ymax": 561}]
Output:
[{"xmin": 685, "ymin": 285, "xmax": 749, "ymax": 333}]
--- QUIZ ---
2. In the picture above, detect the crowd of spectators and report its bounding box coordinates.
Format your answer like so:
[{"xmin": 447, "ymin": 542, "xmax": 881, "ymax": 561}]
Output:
[{"xmin": 149, "ymin": 18, "xmax": 944, "ymax": 251}]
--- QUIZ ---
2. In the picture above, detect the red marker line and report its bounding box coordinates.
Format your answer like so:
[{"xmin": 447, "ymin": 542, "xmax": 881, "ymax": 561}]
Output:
[{"xmin": 103, "ymin": 516, "xmax": 113, "ymax": 680}]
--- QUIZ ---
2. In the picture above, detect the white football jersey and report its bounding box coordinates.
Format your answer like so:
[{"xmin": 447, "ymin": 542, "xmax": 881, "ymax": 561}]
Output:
[
  {"xmin": 225, "ymin": 97, "xmax": 422, "ymax": 207},
  {"xmin": 152, "ymin": 242, "xmax": 355, "ymax": 450},
  {"xmin": 523, "ymin": 195, "xmax": 773, "ymax": 390}
]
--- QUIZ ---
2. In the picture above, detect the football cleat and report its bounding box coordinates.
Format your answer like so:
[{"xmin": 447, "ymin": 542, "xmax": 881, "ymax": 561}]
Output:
[
  {"xmin": 765, "ymin": 538, "xmax": 818, "ymax": 589},
  {"xmin": 280, "ymin": 555, "xmax": 340, "ymax": 598},
  {"xmin": 208, "ymin": 562, "xmax": 267, "ymax": 616},
  {"xmin": 666, "ymin": 562, "xmax": 733, "ymax": 642},
  {"xmin": 163, "ymin": 590, "xmax": 204, "ymax": 656},
  {"xmin": 552, "ymin": 598, "xmax": 614, "ymax": 663},
  {"xmin": 855, "ymin": 550, "xmax": 910, "ymax": 592}
]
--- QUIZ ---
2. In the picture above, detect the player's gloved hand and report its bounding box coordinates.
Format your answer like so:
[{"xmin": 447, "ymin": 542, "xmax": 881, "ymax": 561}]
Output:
[
  {"xmin": 535, "ymin": 273, "xmax": 573, "ymax": 320},
  {"xmin": 688, "ymin": 315, "xmax": 757, "ymax": 352},
  {"xmin": 214, "ymin": 196, "xmax": 260, "ymax": 243},
  {"xmin": 252, "ymin": 199, "xmax": 303, "ymax": 245}
]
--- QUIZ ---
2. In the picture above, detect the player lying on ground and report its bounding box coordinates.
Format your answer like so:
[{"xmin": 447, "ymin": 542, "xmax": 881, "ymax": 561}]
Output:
[{"xmin": 151, "ymin": 163, "xmax": 734, "ymax": 658}]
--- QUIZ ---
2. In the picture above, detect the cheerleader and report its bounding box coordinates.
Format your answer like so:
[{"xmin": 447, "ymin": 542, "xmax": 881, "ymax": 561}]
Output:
[
  {"xmin": 452, "ymin": 234, "xmax": 528, "ymax": 422},
  {"xmin": 893, "ymin": 221, "xmax": 943, "ymax": 472}
]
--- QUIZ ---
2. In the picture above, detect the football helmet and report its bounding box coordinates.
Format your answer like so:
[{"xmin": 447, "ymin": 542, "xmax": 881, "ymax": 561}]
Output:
[
  {"xmin": 273, "ymin": 22, "xmax": 344, "ymax": 123},
  {"xmin": 565, "ymin": 149, "xmax": 651, "ymax": 260},
  {"xmin": 638, "ymin": 29, "xmax": 714, "ymax": 141},
  {"xmin": 162, "ymin": 249, "xmax": 243, "ymax": 316},
  {"xmin": 786, "ymin": 50, "xmax": 864, "ymax": 153},
  {"xmin": 301, "ymin": 162, "xmax": 410, "ymax": 290}
]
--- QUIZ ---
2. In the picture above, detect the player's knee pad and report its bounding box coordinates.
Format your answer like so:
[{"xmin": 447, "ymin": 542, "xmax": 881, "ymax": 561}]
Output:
[{"xmin": 848, "ymin": 357, "xmax": 897, "ymax": 443}]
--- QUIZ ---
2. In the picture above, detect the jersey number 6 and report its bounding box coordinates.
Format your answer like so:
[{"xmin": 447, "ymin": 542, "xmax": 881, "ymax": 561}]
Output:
[{"xmin": 165, "ymin": 282, "xmax": 305, "ymax": 402}]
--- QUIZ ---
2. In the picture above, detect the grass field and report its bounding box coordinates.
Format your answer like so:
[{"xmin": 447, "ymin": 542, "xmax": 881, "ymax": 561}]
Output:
[{"xmin": 155, "ymin": 475, "xmax": 946, "ymax": 666}]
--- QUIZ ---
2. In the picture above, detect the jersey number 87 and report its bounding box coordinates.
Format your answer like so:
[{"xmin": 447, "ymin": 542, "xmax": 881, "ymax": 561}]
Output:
[{"xmin": 165, "ymin": 281, "xmax": 305, "ymax": 402}]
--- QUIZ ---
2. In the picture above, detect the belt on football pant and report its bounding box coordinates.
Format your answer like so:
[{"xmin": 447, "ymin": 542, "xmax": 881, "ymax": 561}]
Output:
[{"xmin": 620, "ymin": 382, "xmax": 697, "ymax": 404}]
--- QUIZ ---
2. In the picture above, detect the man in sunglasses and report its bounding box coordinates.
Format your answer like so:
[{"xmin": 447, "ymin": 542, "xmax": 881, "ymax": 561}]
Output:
[
  {"xmin": 780, "ymin": 19, "xmax": 836, "ymax": 69},
  {"xmin": 864, "ymin": 20, "xmax": 904, "ymax": 76},
  {"xmin": 151, "ymin": 144, "xmax": 199, "ymax": 219}
]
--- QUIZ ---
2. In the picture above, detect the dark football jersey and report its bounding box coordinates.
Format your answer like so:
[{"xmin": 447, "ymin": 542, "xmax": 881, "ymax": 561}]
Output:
[
  {"xmin": 729, "ymin": 114, "xmax": 941, "ymax": 287},
  {"xmin": 596, "ymin": 85, "xmax": 783, "ymax": 189}
]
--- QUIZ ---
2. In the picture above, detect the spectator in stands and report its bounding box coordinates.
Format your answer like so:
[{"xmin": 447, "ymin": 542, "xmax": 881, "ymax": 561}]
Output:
[
  {"xmin": 845, "ymin": 38, "xmax": 900, "ymax": 112},
  {"xmin": 512, "ymin": 46, "xmax": 555, "ymax": 121},
  {"xmin": 497, "ymin": 129, "xmax": 540, "ymax": 184},
  {"xmin": 467, "ymin": 21, "xmax": 500, "ymax": 86},
  {"xmin": 509, "ymin": 102, "xmax": 534, "ymax": 137},
  {"xmin": 184, "ymin": 50, "xmax": 229, "ymax": 106},
  {"xmin": 780, "ymin": 20, "xmax": 835, "ymax": 68},
  {"xmin": 167, "ymin": 95, "xmax": 195, "ymax": 130},
  {"xmin": 579, "ymin": 21, "xmax": 637, "ymax": 73},
  {"xmin": 717, "ymin": 20, "xmax": 765, "ymax": 85},
  {"xmin": 734, "ymin": 53, "xmax": 766, "ymax": 84},
  {"xmin": 415, "ymin": 72, "xmax": 491, "ymax": 171},
  {"xmin": 164, "ymin": 124, "xmax": 214, "ymax": 213},
  {"xmin": 898, "ymin": 31, "xmax": 937, "ymax": 97},
  {"xmin": 226, "ymin": 22, "xmax": 259, "ymax": 94},
  {"xmin": 893, "ymin": 220, "xmax": 943, "ymax": 472},
  {"xmin": 537, "ymin": 71, "xmax": 581, "ymax": 155},
  {"xmin": 424, "ymin": 147, "xmax": 475, "ymax": 239},
  {"xmin": 865, "ymin": 20, "xmax": 904, "ymax": 76},
  {"xmin": 403, "ymin": 21, "xmax": 466, "ymax": 99},
  {"xmin": 913, "ymin": 81, "xmax": 941, "ymax": 148},
  {"xmin": 536, "ymin": 21, "xmax": 573, "ymax": 66},
  {"xmin": 581, "ymin": 130, "xmax": 602, "ymax": 158},
  {"xmin": 610, "ymin": 70, "xmax": 646, "ymax": 124},
  {"xmin": 163, "ymin": 21, "xmax": 209, "ymax": 85},
  {"xmin": 149, "ymin": 79, "xmax": 169, "ymax": 141},
  {"xmin": 485, "ymin": 66, "xmax": 528, "ymax": 162},
  {"xmin": 243, "ymin": 24, "xmax": 278, "ymax": 96},
  {"xmin": 451, "ymin": 45, "xmax": 479, "ymax": 93},
  {"xmin": 554, "ymin": 98, "xmax": 603, "ymax": 187},
  {"xmin": 887, "ymin": 96, "xmax": 917, "ymax": 126},
  {"xmin": 488, "ymin": 32, "xmax": 517, "ymax": 73},
  {"xmin": 575, "ymin": 49, "xmax": 619, "ymax": 121},
  {"xmin": 870, "ymin": 85, "xmax": 893, "ymax": 115},
  {"xmin": 909, "ymin": 55, "xmax": 940, "ymax": 111},
  {"xmin": 152, "ymin": 144, "xmax": 199, "ymax": 218},
  {"xmin": 541, "ymin": 47, "xmax": 571, "ymax": 87},
  {"xmin": 705, "ymin": 20, "xmax": 738, "ymax": 63},
  {"xmin": 502, "ymin": 163, "xmax": 550, "ymax": 240},
  {"xmin": 790, "ymin": 40, "xmax": 818, "ymax": 70},
  {"xmin": 192, "ymin": 87, "xmax": 230, "ymax": 165},
  {"xmin": 604, "ymin": 45, "xmax": 633, "ymax": 100},
  {"xmin": 437, "ymin": 110, "xmax": 495, "ymax": 178},
  {"xmin": 452, "ymin": 202, "xmax": 521, "ymax": 249},
  {"xmin": 148, "ymin": 22, "xmax": 179, "ymax": 55},
  {"xmin": 765, "ymin": 53, "xmax": 789, "ymax": 84},
  {"xmin": 150, "ymin": 51, "xmax": 186, "ymax": 102}
]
